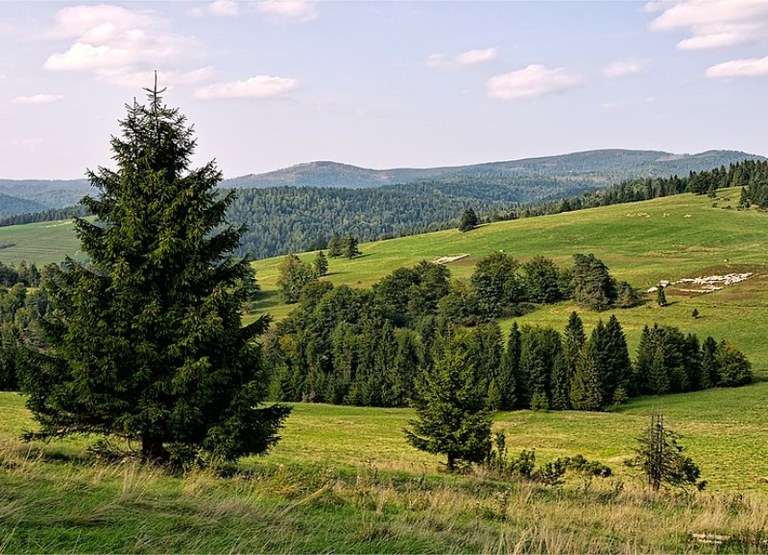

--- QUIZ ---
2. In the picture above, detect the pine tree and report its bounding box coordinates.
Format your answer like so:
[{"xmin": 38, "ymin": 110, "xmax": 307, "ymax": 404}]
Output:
[
  {"xmin": 313, "ymin": 250, "xmax": 329, "ymax": 276},
  {"xmin": 327, "ymin": 232, "xmax": 343, "ymax": 258},
  {"xmin": 22, "ymin": 84, "xmax": 290, "ymax": 465},
  {"xmin": 343, "ymin": 233, "xmax": 361, "ymax": 259},
  {"xmin": 405, "ymin": 327, "xmax": 492, "ymax": 471},
  {"xmin": 458, "ymin": 207, "xmax": 479, "ymax": 232}
]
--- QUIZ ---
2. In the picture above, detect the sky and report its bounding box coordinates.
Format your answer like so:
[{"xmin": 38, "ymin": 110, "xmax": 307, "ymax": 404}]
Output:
[{"xmin": 1, "ymin": 0, "xmax": 767, "ymax": 180}]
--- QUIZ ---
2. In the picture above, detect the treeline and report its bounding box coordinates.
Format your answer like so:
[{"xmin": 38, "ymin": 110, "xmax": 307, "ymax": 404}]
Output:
[
  {"xmin": 492, "ymin": 158, "xmax": 768, "ymax": 221},
  {"xmin": 264, "ymin": 257, "xmax": 751, "ymax": 410},
  {"xmin": 0, "ymin": 282, "xmax": 50, "ymax": 390},
  {"xmin": 0, "ymin": 260, "xmax": 58, "ymax": 390},
  {"xmin": 228, "ymin": 185, "xmax": 509, "ymax": 260},
  {"xmin": 4, "ymin": 159, "xmax": 767, "ymax": 261},
  {"xmin": 0, "ymin": 204, "xmax": 89, "ymax": 228}
]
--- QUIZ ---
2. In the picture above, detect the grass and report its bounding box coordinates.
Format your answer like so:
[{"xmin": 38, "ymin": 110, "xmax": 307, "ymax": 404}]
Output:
[
  {"xmin": 2, "ymin": 189, "xmax": 768, "ymax": 551},
  {"xmin": 0, "ymin": 219, "xmax": 83, "ymax": 265},
  {"xmin": 248, "ymin": 189, "xmax": 768, "ymax": 370},
  {"xmin": 2, "ymin": 387, "xmax": 768, "ymax": 553}
]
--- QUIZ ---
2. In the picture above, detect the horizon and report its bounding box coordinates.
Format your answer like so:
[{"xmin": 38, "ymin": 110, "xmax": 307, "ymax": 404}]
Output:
[
  {"xmin": 2, "ymin": 1, "xmax": 768, "ymax": 180},
  {"xmin": 3, "ymin": 146, "xmax": 767, "ymax": 183}
]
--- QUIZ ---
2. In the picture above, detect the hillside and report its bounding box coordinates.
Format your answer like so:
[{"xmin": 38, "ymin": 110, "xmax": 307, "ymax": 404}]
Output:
[
  {"xmin": 1, "ymin": 187, "xmax": 767, "ymax": 373},
  {"xmin": 224, "ymin": 149, "xmax": 764, "ymax": 189},
  {"xmin": 3, "ymin": 188, "xmax": 768, "ymax": 552},
  {"xmin": 250, "ymin": 188, "xmax": 768, "ymax": 371}
]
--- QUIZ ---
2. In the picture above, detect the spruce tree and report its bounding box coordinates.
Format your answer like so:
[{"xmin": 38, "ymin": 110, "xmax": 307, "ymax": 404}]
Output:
[
  {"xmin": 458, "ymin": 207, "xmax": 479, "ymax": 232},
  {"xmin": 405, "ymin": 327, "xmax": 492, "ymax": 471},
  {"xmin": 327, "ymin": 232, "xmax": 343, "ymax": 258},
  {"xmin": 23, "ymin": 84, "xmax": 290, "ymax": 465},
  {"xmin": 498, "ymin": 321, "xmax": 521, "ymax": 409},
  {"xmin": 562, "ymin": 311, "xmax": 586, "ymax": 397},
  {"xmin": 313, "ymin": 250, "xmax": 329, "ymax": 276},
  {"xmin": 343, "ymin": 233, "xmax": 361, "ymax": 258}
]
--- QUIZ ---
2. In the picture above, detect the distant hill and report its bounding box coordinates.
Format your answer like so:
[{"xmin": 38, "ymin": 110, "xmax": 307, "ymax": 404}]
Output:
[
  {"xmin": 0, "ymin": 148, "xmax": 763, "ymax": 219},
  {"xmin": 0, "ymin": 179, "xmax": 92, "ymax": 214},
  {"xmin": 223, "ymin": 149, "xmax": 765, "ymax": 189},
  {"xmin": 0, "ymin": 192, "xmax": 49, "ymax": 218}
]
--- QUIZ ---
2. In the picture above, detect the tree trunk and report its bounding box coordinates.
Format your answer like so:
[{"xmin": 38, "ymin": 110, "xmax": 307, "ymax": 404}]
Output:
[
  {"xmin": 141, "ymin": 433, "xmax": 168, "ymax": 464},
  {"xmin": 447, "ymin": 453, "xmax": 456, "ymax": 472}
]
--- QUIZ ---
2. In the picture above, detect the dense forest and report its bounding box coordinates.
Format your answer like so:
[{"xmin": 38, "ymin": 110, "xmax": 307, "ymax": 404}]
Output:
[
  {"xmin": 3, "ymin": 159, "xmax": 767, "ymax": 261},
  {"xmin": 263, "ymin": 254, "xmax": 752, "ymax": 411}
]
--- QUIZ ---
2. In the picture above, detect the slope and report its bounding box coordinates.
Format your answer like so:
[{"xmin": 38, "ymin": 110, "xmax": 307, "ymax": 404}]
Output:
[{"xmin": 250, "ymin": 188, "xmax": 768, "ymax": 370}]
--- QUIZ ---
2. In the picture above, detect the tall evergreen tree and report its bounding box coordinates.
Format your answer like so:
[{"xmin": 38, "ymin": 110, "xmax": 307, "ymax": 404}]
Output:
[
  {"xmin": 343, "ymin": 233, "xmax": 361, "ymax": 259},
  {"xmin": 561, "ymin": 311, "xmax": 586, "ymax": 405},
  {"xmin": 327, "ymin": 232, "xmax": 344, "ymax": 258},
  {"xmin": 602, "ymin": 315, "xmax": 631, "ymax": 404},
  {"xmin": 22, "ymin": 85, "xmax": 290, "ymax": 465},
  {"xmin": 405, "ymin": 327, "xmax": 492, "ymax": 471},
  {"xmin": 313, "ymin": 250, "xmax": 329, "ymax": 276},
  {"xmin": 498, "ymin": 321, "xmax": 521, "ymax": 410},
  {"xmin": 570, "ymin": 253, "xmax": 617, "ymax": 311}
]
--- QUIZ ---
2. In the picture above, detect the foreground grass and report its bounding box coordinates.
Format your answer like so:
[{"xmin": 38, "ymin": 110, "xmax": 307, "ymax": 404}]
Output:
[{"xmin": 2, "ymin": 385, "xmax": 768, "ymax": 553}]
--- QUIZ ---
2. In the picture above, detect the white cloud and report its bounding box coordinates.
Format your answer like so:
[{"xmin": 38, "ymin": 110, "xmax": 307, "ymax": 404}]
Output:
[
  {"xmin": 43, "ymin": 4, "xmax": 196, "ymax": 87},
  {"xmin": 456, "ymin": 48, "xmax": 498, "ymax": 66},
  {"xmin": 706, "ymin": 55, "xmax": 768, "ymax": 78},
  {"xmin": 191, "ymin": 1, "xmax": 240, "ymax": 17},
  {"xmin": 194, "ymin": 75, "xmax": 298, "ymax": 99},
  {"xmin": 12, "ymin": 94, "xmax": 64, "ymax": 104},
  {"xmin": 255, "ymin": 1, "xmax": 318, "ymax": 22},
  {"xmin": 427, "ymin": 47, "xmax": 498, "ymax": 70},
  {"xmin": 603, "ymin": 58, "xmax": 649, "ymax": 78},
  {"xmin": 487, "ymin": 64, "xmax": 585, "ymax": 100},
  {"xmin": 210, "ymin": 0, "xmax": 240, "ymax": 16},
  {"xmin": 647, "ymin": 0, "xmax": 768, "ymax": 49}
]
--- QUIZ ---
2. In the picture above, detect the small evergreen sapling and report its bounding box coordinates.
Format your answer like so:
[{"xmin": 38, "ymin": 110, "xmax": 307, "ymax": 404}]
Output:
[{"xmin": 626, "ymin": 413, "xmax": 705, "ymax": 492}]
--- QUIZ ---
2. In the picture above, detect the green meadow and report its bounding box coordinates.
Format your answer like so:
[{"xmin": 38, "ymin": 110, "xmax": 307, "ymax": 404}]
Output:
[
  {"xmin": 2, "ymin": 382, "xmax": 768, "ymax": 552},
  {"xmin": 1, "ymin": 188, "xmax": 768, "ymax": 552},
  {"xmin": 250, "ymin": 188, "xmax": 768, "ymax": 370}
]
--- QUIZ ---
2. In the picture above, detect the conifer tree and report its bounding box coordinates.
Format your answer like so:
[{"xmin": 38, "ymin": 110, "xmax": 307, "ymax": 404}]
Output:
[
  {"xmin": 458, "ymin": 207, "xmax": 479, "ymax": 232},
  {"xmin": 313, "ymin": 250, "xmax": 329, "ymax": 276},
  {"xmin": 498, "ymin": 321, "xmax": 521, "ymax": 409},
  {"xmin": 343, "ymin": 233, "xmax": 361, "ymax": 258},
  {"xmin": 327, "ymin": 232, "xmax": 344, "ymax": 258},
  {"xmin": 405, "ymin": 327, "xmax": 492, "ymax": 471},
  {"xmin": 602, "ymin": 315, "xmax": 631, "ymax": 404},
  {"xmin": 562, "ymin": 312, "xmax": 586, "ymax": 392},
  {"xmin": 22, "ymin": 84, "xmax": 290, "ymax": 465}
]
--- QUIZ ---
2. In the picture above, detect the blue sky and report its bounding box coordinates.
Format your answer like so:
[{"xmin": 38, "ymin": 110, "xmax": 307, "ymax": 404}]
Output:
[{"xmin": 1, "ymin": 1, "xmax": 767, "ymax": 179}]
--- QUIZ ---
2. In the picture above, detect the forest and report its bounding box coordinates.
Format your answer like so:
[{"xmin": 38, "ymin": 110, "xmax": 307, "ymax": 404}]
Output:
[
  {"xmin": 263, "ymin": 254, "xmax": 752, "ymax": 411},
  {"xmin": 4, "ymin": 159, "xmax": 767, "ymax": 261}
]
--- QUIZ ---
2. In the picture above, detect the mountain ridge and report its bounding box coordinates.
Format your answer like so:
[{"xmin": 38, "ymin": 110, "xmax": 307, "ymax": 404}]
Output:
[{"xmin": 0, "ymin": 149, "xmax": 764, "ymax": 217}]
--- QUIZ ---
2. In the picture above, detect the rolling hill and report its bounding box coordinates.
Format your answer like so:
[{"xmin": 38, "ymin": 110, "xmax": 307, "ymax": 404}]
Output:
[
  {"xmin": 248, "ymin": 188, "xmax": 768, "ymax": 373},
  {"xmin": 223, "ymin": 149, "xmax": 764, "ymax": 189}
]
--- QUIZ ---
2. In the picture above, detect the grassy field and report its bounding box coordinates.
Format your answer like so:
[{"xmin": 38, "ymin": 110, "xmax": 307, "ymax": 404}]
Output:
[
  {"xmin": 248, "ymin": 189, "xmax": 768, "ymax": 371},
  {"xmin": 2, "ymin": 387, "xmax": 768, "ymax": 553},
  {"xmin": 0, "ymin": 219, "xmax": 83, "ymax": 265},
  {"xmin": 2, "ymin": 188, "xmax": 768, "ymax": 552}
]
